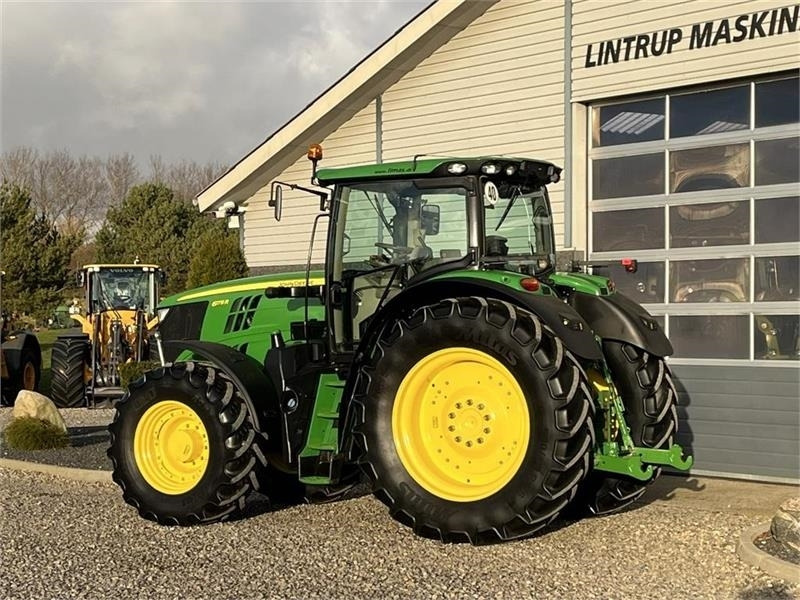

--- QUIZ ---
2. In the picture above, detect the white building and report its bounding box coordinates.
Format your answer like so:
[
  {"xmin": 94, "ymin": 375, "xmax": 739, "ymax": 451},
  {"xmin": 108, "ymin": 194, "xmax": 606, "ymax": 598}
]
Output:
[{"xmin": 198, "ymin": 0, "xmax": 800, "ymax": 482}]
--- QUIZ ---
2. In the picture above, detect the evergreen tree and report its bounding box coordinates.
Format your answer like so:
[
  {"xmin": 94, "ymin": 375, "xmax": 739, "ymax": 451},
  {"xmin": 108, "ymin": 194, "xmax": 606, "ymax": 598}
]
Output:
[
  {"xmin": 186, "ymin": 224, "xmax": 248, "ymax": 289},
  {"xmin": 0, "ymin": 183, "xmax": 82, "ymax": 320}
]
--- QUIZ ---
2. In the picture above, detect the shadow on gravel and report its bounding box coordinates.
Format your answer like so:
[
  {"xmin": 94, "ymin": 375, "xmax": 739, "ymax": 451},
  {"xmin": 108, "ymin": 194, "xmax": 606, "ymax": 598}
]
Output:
[
  {"xmin": 737, "ymin": 585, "xmax": 798, "ymax": 599},
  {"xmin": 634, "ymin": 473, "xmax": 706, "ymax": 508},
  {"xmin": 69, "ymin": 426, "xmax": 110, "ymax": 447}
]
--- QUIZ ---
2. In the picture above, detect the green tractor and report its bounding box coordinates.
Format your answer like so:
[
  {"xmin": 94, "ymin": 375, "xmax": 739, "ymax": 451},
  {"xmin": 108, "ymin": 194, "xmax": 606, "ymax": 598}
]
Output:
[{"xmin": 108, "ymin": 146, "xmax": 692, "ymax": 543}]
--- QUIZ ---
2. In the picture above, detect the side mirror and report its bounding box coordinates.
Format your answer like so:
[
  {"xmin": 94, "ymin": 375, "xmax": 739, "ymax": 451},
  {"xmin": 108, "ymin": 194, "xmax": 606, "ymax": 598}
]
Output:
[
  {"xmin": 269, "ymin": 184, "xmax": 283, "ymax": 222},
  {"xmin": 77, "ymin": 272, "xmax": 85, "ymax": 287},
  {"xmin": 421, "ymin": 204, "xmax": 440, "ymax": 235},
  {"xmin": 159, "ymin": 271, "xmax": 167, "ymax": 285}
]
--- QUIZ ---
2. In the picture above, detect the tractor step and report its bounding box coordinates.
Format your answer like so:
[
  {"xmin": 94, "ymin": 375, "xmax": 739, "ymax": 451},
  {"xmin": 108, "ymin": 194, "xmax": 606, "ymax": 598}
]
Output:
[
  {"xmin": 298, "ymin": 373, "xmax": 345, "ymax": 485},
  {"xmin": 594, "ymin": 443, "xmax": 693, "ymax": 481}
]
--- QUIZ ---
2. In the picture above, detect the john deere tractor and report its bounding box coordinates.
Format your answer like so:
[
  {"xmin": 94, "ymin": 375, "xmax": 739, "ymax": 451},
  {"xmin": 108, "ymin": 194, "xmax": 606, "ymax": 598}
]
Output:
[
  {"xmin": 108, "ymin": 146, "xmax": 692, "ymax": 543},
  {"xmin": 51, "ymin": 264, "xmax": 164, "ymax": 407}
]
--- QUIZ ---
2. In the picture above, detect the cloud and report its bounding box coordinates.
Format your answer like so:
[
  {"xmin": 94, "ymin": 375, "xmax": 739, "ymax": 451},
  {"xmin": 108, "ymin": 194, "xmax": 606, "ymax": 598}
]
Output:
[{"xmin": 0, "ymin": 0, "xmax": 428, "ymax": 167}]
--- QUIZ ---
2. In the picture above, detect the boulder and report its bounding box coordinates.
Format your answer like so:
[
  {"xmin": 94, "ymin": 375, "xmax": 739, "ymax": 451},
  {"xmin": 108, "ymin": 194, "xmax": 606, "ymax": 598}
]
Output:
[
  {"xmin": 11, "ymin": 390, "xmax": 68, "ymax": 433},
  {"xmin": 771, "ymin": 496, "xmax": 800, "ymax": 553}
]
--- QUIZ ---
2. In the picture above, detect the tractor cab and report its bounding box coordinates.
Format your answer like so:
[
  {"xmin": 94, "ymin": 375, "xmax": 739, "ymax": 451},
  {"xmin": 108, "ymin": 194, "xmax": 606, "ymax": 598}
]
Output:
[{"xmin": 284, "ymin": 153, "xmax": 562, "ymax": 352}]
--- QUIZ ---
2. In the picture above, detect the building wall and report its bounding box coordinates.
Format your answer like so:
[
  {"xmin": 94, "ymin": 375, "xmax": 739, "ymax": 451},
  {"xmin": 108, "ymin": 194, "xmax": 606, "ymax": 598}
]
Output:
[
  {"xmin": 571, "ymin": 0, "xmax": 799, "ymax": 103},
  {"xmin": 381, "ymin": 0, "xmax": 567, "ymax": 243},
  {"xmin": 242, "ymin": 101, "xmax": 377, "ymax": 268}
]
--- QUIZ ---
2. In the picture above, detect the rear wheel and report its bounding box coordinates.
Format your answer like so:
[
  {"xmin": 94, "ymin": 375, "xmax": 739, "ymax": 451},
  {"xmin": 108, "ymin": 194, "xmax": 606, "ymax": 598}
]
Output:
[
  {"xmin": 108, "ymin": 362, "xmax": 263, "ymax": 525},
  {"xmin": 575, "ymin": 341, "xmax": 679, "ymax": 515},
  {"xmin": 51, "ymin": 337, "xmax": 89, "ymax": 407},
  {"xmin": 354, "ymin": 297, "xmax": 594, "ymax": 544}
]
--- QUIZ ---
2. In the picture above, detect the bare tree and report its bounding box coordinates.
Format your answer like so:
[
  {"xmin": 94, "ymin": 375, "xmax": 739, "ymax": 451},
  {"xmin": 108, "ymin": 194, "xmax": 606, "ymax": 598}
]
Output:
[
  {"xmin": 105, "ymin": 153, "xmax": 139, "ymax": 208},
  {"xmin": 148, "ymin": 155, "xmax": 226, "ymax": 204}
]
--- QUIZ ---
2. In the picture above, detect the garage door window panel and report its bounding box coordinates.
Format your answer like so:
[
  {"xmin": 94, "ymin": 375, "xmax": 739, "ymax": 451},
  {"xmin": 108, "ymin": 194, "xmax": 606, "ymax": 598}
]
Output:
[
  {"xmin": 670, "ymin": 201, "xmax": 749, "ymax": 248},
  {"xmin": 755, "ymin": 197, "xmax": 800, "ymax": 244},
  {"xmin": 669, "ymin": 144, "xmax": 750, "ymax": 193},
  {"xmin": 755, "ymin": 137, "xmax": 800, "ymax": 186},
  {"xmin": 754, "ymin": 314, "xmax": 800, "ymax": 360},
  {"xmin": 670, "ymin": 315, "xmax": 750, "ymax": 359},
  {"xmin": 593, "ymin": 154, "xmax": 664, "ymax": 199},
  {"xmin": 670, "ymin": 85, "xmax": 749, "ymax": 138},
  {"xmin": 755, "ymin": 256, "xmax": 800, "ymax": 302},
  {"xmin": 670, "ymin": 258, "xmax": 749, "ymax": 303},
  {"xmin": 592, "ymin": 98, "xmax": 665, "ymax": 147},
  {"xmin": 755, "ymin": 76, "xmax": 800, "ymax": 128},
  {"xmin": 592, "ymin": 208, "xmax": 664, "ymax": 251}
]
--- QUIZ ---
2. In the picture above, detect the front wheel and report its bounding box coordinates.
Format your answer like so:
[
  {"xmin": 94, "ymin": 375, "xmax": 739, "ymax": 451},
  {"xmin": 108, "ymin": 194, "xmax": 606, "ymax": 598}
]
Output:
[
  {"xmin": 354, "ymin": 297, "xmax": 594, "ymax": 544},
  {"xmin": 51, "ymin": 337, "xmax": 89, "ymax": 408},
  {"xmin": 107, "ymin": 362, "xmax": 263, "ymax": 525}
]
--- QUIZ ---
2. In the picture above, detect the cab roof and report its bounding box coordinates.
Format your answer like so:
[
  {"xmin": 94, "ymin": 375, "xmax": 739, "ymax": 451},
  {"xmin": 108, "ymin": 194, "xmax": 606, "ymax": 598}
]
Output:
[
  {"xmin": 315, "ymin": 157, "xmax": 562, "ymax": 186},
  {"xmin": 82, "ymin": 264, "xmax": 161, "ymax": 270}
]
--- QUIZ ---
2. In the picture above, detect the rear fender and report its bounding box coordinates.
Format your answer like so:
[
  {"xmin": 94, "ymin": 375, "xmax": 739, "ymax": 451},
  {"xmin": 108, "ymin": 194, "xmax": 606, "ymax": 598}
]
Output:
[
  {"xmin": 162, "ymin": 340, "xmax": 280, "ymax": 438},
  {"xmin": 569, "ymin": 291, "xmax": 673, "ymax": 357},
  {"xmin": 357, "ymin": 278, "xmax": 604, "ymax": 362}
]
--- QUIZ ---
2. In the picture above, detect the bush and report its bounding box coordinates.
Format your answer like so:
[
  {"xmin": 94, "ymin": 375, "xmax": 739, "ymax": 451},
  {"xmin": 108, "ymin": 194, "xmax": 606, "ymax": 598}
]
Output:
[
  {"xmin": 3, "ymin": 417, "xmax": 70, "ymax": 450},
  {"xmin": 119, "ymin": 361, "xmax": 161, "ymax": 390}
]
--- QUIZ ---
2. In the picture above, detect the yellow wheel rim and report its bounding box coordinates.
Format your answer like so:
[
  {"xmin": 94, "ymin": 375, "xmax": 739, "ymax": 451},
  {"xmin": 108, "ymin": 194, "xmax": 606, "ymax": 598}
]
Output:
[
  {"xmin": 22, "ymin": 362, "xmax": 36, "ymax": 390},
  {"xmin": 133, "ymin": 400, "xmax": 210, "ymax": 495},
  {"xmin": 392, "ymin": 347, "xmax": 530, "ymax": 502}
]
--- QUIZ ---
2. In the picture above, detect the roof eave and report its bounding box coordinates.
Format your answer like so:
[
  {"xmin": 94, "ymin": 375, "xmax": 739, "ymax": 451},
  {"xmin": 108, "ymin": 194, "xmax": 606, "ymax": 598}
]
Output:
[{"xmin": 197, "ymin": 0, "xmax": 499, "ymax": 213}]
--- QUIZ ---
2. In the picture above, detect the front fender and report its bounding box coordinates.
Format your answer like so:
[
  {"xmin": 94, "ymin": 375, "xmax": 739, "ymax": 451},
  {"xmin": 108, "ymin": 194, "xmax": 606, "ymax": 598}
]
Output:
[
  {"xmin": 162, "ymin": 340, "xmax": 280, "ymax": 438},
  {"xmin": 569, "ymin": 291, "xmax": 673, "ymax": 357}
]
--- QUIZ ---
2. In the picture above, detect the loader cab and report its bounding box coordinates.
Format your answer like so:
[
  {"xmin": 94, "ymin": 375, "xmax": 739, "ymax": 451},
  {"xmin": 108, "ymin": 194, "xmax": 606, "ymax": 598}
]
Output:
[
  {"xmin": 79, "ymin": 264, "xmax": 164, "ymax": 318},
  {"xmin": 315, "ymin": 156, "xmax": 561, "ymax": 353}
]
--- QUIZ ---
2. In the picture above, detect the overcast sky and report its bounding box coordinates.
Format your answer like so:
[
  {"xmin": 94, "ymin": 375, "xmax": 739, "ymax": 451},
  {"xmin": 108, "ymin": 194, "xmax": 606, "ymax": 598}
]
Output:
[{"xmin": 0, "ymin": 1, "xmax": 429, "ymax": 167}]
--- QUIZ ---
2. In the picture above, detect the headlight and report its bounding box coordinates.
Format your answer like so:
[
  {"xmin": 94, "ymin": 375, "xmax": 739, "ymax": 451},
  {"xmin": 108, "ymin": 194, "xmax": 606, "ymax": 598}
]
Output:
[
  {"xmin": 447, "ymin": 162, "xmax": 467, "ymax": 174},
  {"xmin": 505, "ymin": 164, "xmax": 516, "ymax": 176},
  {"xmin": 157, "ymin": 307, "xmax": 170, "ymax": 322},
  {"xmin": 481, "ymin": 163, "xmax": 499, "ymax": 174}
]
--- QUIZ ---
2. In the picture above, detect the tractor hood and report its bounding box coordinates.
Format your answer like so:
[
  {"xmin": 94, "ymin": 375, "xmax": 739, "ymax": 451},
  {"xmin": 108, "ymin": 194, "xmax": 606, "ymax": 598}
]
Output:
[{"xmin": 160, "ymin": 272, "xmax": 325, "ymax": 307}]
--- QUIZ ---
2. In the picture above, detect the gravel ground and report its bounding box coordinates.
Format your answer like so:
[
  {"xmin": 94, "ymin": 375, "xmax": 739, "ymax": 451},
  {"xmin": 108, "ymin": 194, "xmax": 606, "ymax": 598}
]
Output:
[
  {"xmin": 0, "ymin": 408, "xmax": 114, "ymax": 470},
  {"xmin": 1, "ymin": 468, "xmax": 798, "ymax": 600}
]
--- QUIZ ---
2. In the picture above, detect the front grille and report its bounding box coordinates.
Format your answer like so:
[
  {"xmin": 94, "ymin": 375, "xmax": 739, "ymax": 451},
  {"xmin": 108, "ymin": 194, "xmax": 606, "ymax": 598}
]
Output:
[{"xmin": 158, "ymin": 301, "xmax": 208, "ymax": 341}]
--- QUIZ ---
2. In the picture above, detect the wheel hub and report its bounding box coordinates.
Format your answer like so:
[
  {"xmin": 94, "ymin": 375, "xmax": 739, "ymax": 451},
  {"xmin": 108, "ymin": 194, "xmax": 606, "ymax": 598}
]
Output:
[
  {"xmin": 392, "ymin": 347, "xmax": 530, "ymax": 502},
  {"xmin": 133, "ymin": 400, "xmax": 210, "ymax": 495}
]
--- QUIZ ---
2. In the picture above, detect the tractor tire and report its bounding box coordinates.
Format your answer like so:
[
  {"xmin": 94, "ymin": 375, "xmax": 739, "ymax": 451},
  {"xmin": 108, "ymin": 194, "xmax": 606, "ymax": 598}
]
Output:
[
  {"xmin": 108, "ymin": 362, "xmax": 265, "ymax": 525},
  {"xmin": 2, "ymin": 345, "xmax": 41, "ymax": 405},
  {"xmin": 51, "ymin": 337, "xmax": 89, "ymax": 407},
  {"xmin": 353, "ymin": 297, "xmax": 594, "ymax": 544},
  {"xmin": 574, "ymin": 341, "xmax": 679, "ymax": 516}
]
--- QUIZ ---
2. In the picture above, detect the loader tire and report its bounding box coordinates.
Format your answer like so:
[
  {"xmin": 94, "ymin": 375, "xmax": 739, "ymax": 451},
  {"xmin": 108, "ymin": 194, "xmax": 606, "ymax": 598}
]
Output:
[
  {"xmin": 575, "ymin": 341, "xmax": 679, "ymax": 516},
  {"xmin": 353, "ymin": 297, "xmax": 594, "ymax": 544},
  {"xmin": 51, "ymin": 337, "xmax": 88, "ymax": 407},
  {"xmin": 108, "ymin": 362, "xmax": 264, "ymax": 525}
]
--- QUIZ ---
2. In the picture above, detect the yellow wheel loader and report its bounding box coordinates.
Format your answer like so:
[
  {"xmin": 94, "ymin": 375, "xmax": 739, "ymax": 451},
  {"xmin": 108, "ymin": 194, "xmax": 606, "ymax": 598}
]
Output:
[{"xmin": 51, "ymin": 264, "xmax": 164, "ymax": 407}]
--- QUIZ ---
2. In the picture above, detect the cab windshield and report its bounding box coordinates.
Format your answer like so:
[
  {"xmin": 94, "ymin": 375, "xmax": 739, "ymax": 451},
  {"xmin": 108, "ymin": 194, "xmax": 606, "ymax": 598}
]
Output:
[{"xmin": 91, "ymin": 268, "xmax": 152, "ymax": 312}]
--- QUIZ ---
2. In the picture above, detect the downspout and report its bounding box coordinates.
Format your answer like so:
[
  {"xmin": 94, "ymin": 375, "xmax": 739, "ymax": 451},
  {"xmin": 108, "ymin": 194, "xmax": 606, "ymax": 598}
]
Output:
[
  {"xmin": 376, "ymin": 94, "xmax": 383, "ymax": 164},
  {"xmin": 563, "ymin": 0, "xmax": 573, "ymax": 248}
]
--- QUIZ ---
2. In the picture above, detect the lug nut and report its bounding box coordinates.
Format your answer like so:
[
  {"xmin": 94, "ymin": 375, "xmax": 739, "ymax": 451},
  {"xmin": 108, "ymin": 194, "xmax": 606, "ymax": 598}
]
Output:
[
  {"xmin": 448, "ymin": 412, "xmax": 455, "ymax": 419},
  {"xmin": 455, "ymin": 436, "xmax": 462, "ymax": 442},
  {"xmin": 477, "ymin": 403, "xmax": 485, "ymax": 410},
  {"xmin": 448, "ymin": 425, "xmax": 455, "ymax": 432}
]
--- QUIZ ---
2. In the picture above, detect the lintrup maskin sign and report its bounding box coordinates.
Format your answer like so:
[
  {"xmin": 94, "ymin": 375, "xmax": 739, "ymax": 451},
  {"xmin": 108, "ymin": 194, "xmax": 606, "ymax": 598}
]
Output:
[{"xmin": 584, "ymin": 4, "xmax": 799, "ymax": 68}]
